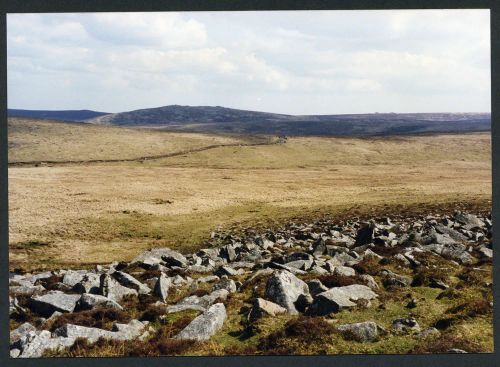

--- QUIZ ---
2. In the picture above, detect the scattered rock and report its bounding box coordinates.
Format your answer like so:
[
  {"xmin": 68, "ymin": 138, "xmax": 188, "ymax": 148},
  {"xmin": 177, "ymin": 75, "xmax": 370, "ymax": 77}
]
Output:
[
  {"xmin": 175, "ymin": 303, "xmax": 226, "ymax": 341},
  {"xmin": 248, "ymin": 298, "xmax": 287, "ymax": 322},
  {"xmin": 337, "ymin": 321, "xmax": 387, "ymax": 342},
  {"xmin": 153, "ymin": 273, "xmax": 171, "ymax": 302},
  {"xmin": 264, "ymin": 270, "xmax": 312, "ymax": 314},
  {"xmin": 76, "ymin": 293, "xmax": 123, "ymax": 311},
  {"xmin": 29, "ymin": 291, "xmax": 81, "ymax": 316},
  {"xmin": 309, "ymin": 285, "xmax": 378, "ymax": 316},
  {"xmin": 99, "ymin": 273, "xmax": 138, "ymax": 302},
  {"xmin": 392, "ymin": 317, "xmax": 421, "ymax": 333}
]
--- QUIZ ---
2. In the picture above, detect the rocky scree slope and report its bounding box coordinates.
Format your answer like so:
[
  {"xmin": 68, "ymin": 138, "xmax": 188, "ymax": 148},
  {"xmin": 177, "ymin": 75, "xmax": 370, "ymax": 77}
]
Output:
[{"xmin": 9, "ymin": 210, "xmax": 492, "ymax": 357}]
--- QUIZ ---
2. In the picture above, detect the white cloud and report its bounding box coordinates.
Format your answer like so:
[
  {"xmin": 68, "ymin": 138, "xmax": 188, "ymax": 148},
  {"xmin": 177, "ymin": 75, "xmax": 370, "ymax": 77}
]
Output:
[{"xmin": 7, "ymin": 10, "xmax": 490, "ymax": 114}]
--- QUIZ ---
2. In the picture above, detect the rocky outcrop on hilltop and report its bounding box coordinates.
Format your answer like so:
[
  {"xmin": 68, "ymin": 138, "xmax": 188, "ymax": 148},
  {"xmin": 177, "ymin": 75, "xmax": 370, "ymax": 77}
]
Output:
[{"xmin": 9, "ymin": 210, "xmax": 492, "ymax": 357}]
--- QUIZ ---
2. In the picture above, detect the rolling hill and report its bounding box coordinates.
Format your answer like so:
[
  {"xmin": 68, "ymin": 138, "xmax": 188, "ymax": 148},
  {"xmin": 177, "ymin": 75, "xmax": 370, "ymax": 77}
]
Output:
[
  {"xmin": 9, "ymin": 106, "xmax": 491, "ymax": 136},
  {"xmin": 8, "ymin": 109, "xmax": 109, "ymax": 122}
]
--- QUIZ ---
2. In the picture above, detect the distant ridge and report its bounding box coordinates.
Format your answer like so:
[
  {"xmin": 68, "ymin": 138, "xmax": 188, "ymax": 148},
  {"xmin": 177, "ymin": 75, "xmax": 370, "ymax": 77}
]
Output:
[
  {"xmin": 9, "ymin": 106, "xmax": 491, "ymax": 136},
  {"xmin": 8, "ymin": 109, "xmax": 110, "ymax": 122}
]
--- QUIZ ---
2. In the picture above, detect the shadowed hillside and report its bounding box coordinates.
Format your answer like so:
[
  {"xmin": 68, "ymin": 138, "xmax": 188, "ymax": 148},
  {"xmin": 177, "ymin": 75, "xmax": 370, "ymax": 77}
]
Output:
[{"xmin": 9, "ymin": 106, "xmax": 490, "ymax": 137}]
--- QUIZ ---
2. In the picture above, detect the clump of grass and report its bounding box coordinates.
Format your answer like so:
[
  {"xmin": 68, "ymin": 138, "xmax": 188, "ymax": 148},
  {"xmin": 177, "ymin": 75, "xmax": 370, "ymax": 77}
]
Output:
[
  {"xmin": 411, "ymin": 331, "xmax": 488, "ymax": 354},
  {"xmin": 48, "ymin": 308, "xmax": 132, "ymax": 332},
  {"xmin": 139, "ymin": 304, "xmax": 166, "ymax": 323},
  {"xmin": 446, "ymin": 299, "xmax": 492, "ymax": 319},
  {"xmin": 352, "ymin": 258, "xmax": 384, "ymax": 276},
  {"xmin": 258, "ymin": 316, "xmax": 337, "ymax": 354},
  {"xmin": 436, "ymin": 288, "xmax": 462, "ymax": 300},
  {"xmin": 456, "ymin": 268, "xmax": 488, "ymax": 288},
  {"xmin": 222, "ymin": 344, "xmax": 258, "ymax": 355},
  {"xmin": 411, "ymin": 267, "xmax": 448, "ymax": 287},
  {"xmin": 10, "ymin": 240, "xmax": 52, "ymax": 250}
]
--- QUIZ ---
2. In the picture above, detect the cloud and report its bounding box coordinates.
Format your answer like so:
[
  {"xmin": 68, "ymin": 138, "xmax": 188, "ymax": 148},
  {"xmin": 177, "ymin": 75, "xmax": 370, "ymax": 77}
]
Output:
[{"xmin": 7, "ymin": 10, "xmax": 490, "ymax": 114}]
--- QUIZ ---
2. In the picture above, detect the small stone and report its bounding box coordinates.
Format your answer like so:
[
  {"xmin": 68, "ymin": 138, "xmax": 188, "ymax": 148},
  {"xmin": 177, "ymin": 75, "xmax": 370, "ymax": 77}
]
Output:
[{"xmin": 248, "ymin": 298, "xmax": 287, "ymax": 321}]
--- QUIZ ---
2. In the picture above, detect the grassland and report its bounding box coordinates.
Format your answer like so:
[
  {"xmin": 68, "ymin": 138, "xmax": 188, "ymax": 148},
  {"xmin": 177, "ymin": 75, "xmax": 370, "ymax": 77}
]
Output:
[
  {"xmin": 7, "ymin": 118, "xmax": 491, "ymax": 271},
  {"xmin": 8, "ymin": 118, "xmax": 256, "ymax": 163}
]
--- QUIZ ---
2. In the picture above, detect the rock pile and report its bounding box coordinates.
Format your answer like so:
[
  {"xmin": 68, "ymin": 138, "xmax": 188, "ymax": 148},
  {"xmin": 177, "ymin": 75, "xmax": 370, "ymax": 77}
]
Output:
[{"xmin": 9, "ymin": 210, "xmax": 492, "ymax": 357}]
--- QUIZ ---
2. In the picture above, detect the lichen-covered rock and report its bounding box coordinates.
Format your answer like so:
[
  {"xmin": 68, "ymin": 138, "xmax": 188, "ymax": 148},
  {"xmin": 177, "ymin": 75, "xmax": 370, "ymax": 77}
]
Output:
[
  {"xmin": 132, "ymin": 248, "xmax": 185, "ymax": 268},
  {"xmin": 248, "ymin": 298, "xmax": 287, "ymax": 322},
  {"xmin": 30, "ymin": 291, "xmax": 81, "ymax": 316},
  {"xmin": 112, "ymin": 271, "xmax": 151, "ymax": 294},
  {"xmin": 264, "ymin": 270, "xmax": 312, "ymax": 314},
  {"xmin": 76, "ymin": 293, "xmax": 123, "ymax": 311},
  {"xmin": 17, "ymin": 330, "xmax": 75, "ymax": 358},
  {"xmin": 153, "ymin": 273, "xmax": 171, "ymax": 302},
  {"xmin": 175, "ymin": 303, "xmax": 226, "ymax": 341},
  {"xmin": 166, "ymin": 289, "xmax": 229, "ymax": 313},
  {"xmin": 54, "ymin": 319, "xmax": 146, "ymax": 343},
  {"xmin": 337, "ymin": 321, "xmax": 386, "ymax": 342},
  {"xmin": 307, "ymin": 279, "xmax": 329, "ymax": 297},
  {"xmin": 99, "ymin": 273, "xmax": 138, "ymax": 302},
  {"xmin": 213, "ymin": 276, "xmax": 237, "ymax": 293},
  {"xmin": 72, "ymin": 273, "xmax": 100, "ymax": 294},
  {"xmin": 10, "ymin": 322, "xmax": 36, "ymax": 346},
  {"xmin": 309, "ymin": 285, "xmax": 378, "ymax": 316}
]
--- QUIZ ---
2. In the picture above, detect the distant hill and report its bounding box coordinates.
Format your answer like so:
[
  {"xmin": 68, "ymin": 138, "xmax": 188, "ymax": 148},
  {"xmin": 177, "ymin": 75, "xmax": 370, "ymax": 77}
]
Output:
[
  {"xmin": 10, "ymin": 106, "xmax": 491, "ymax": 136},
  {"xmin": 88, "ymin": 105, "xmax": 490, "ymax": 136},
  {"xmin": 8, "ymin": 109, "xmax": 109, "ymax": 122}
]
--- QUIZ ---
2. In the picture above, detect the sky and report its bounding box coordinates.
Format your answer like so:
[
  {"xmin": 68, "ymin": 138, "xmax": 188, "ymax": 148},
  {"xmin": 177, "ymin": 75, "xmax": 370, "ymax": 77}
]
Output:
[{"xmin": 7, "ymin": 10, "xmax": 491, "ymax": 115}]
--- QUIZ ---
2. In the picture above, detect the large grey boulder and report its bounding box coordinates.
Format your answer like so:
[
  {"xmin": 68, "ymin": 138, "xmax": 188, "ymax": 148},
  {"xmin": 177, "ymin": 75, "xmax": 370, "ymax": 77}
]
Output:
[
  {"xmin": 10, "ymin": 284, "xmax": 46, "ymax": 296},
  {"xmin": 307, "ymin": 279, "xmax": 329, "ymax": 297},
  {"xmin": 440, "ymin": 243, "xmax": 474, "ymax": 264},
  {"xmin": 264, "ymin": 270, "xmax": 312, "ymax": 314},
  {"xmin": 454, "ymin": 212, "xmax": 484, "ymax": 230},
  {"xmin": 10, "ymin": 322, "xmax": 36, "ymax": 346},
  {"xmin": 215, "ymin": 265, "xmax": 243, "ymax": 277},
  {"xmin": 132, "ymin": 248, "xmax": 185, "ymax": 268},
  {"xmin": 434, "ymin": 225, "xmax": 468, "ymax": 242},
  {"xmin": 153, "ymin": 273, "xmax": 171, "ymax": 302},
  {"xmin": 30, "ymin": 291, "xmax": 81, "ymax": 316},
  {"xmin": 99, "ymin": 273, "xmax": 138, "ymax": 302},
  {"xmin": 220, "ymin": 245, "xmax": 237, "ymax": 262},
  {"xmin": 478, "ymin": 246, "xmax": 493, "ymax": 259},
  {"xmin": 112, "ymin": 271, "xmax": 151, "ymax": 294},
  {"xmin": 309, "ymin": 285, "xmax": 378, "ymax": 316},
  {"xmin": 331, "ymin": 266, "xmax": 356, "ymax": 277},
  {"xmin": 213, "ymin": 276, "xmax": 237, "ymax": 293},
  {"xmin": 62, "ymin": 270, "xmax": 85, "ymax": 287},
  {"xmin": 166, "ymin": 289, "xmax": 229, "ymax": 313},
  {"xmin": 248, "ymin": 298, "xmax": 287, "ymax": 322},
  {"xmin": 175, "ymin": 303, "xmax": 226, "ymax": 341},
  {"xmin": 76, "ymin": 293, "xmax": 123, "ymax": 311},
  {"xmin": 382, "ymin": 271, "xmax": 411, "ymax": 288},
  {"xmin": 9, "ymin": 296, "xmax": 27, "ymax": 316},
  {"xmin": 72, "ymin": 273, "xmax": 100, "ymax": 294},
  {"xmin": 17, "ymin": 330, "xmax": 75, "ymax": 358},
  {"xmin": 162, "ymin": 251, "xmax": 188, "ymax": 268},
  {"xmin": 337, "ymin": 321, "xmax": 387, "ymax": 342},
  {"xmin": 54, "ymin": 319, "xmax": 146, "ymax": 343},
  {"xmin": 359, "ymin": 274, "xmax": 379, "ymax": 290}
]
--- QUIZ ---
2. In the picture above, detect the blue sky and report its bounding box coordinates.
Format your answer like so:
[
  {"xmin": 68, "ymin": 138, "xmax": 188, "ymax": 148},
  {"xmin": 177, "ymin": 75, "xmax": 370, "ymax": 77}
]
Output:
[{"xmin": 7, "ymin": 10, "xmax": 490, "ymax": 114}]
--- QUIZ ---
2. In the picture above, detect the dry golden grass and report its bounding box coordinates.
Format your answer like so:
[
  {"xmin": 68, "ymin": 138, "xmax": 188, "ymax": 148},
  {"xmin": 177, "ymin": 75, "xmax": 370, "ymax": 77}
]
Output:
[
  {"xmin": 8, "ymin": 118, "xmax": 253, "ymax": 163},
  {"xmin": 8, "ymin": 129, "xmax": 491, "ymax": 271}
]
